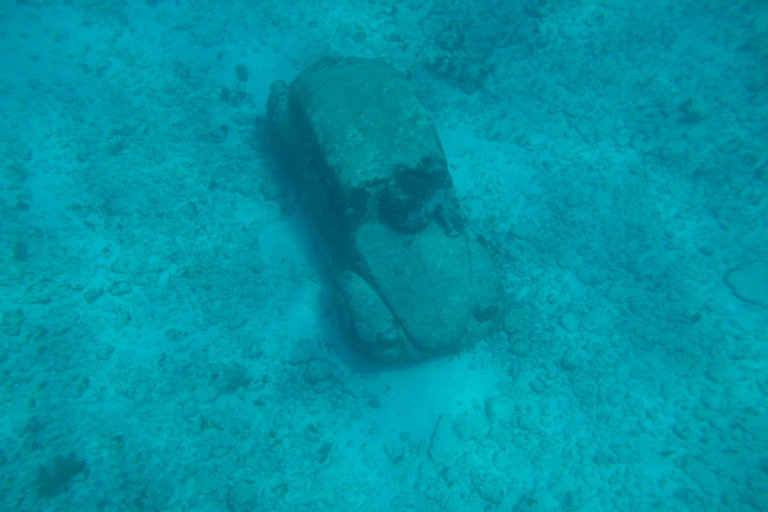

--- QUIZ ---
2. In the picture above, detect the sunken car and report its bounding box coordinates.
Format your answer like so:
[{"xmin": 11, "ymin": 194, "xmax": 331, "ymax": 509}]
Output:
[{"xmin": 267, "ymin": 57, "xmax": 504, "ymax": 362}]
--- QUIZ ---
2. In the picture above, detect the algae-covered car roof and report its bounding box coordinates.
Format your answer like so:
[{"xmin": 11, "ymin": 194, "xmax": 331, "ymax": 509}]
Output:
[{"xmin": 289, "ymin": 57, "xmax": 445, "ymax": 188}]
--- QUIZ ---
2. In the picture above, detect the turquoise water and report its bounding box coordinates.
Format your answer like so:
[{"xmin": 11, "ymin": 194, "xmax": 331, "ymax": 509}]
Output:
[{"xmin": 1, "ymin": 1, "xmax": 766, "ymax": 511}]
